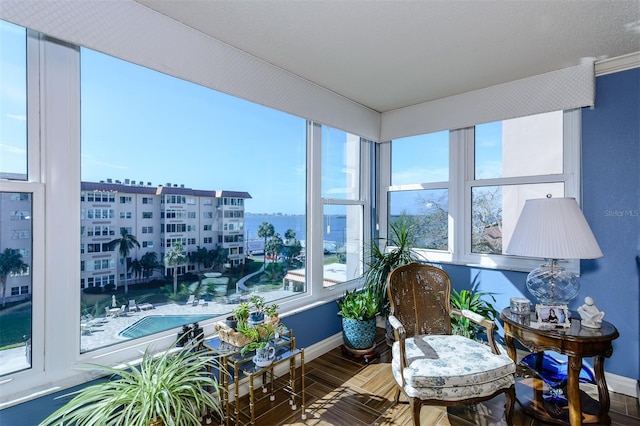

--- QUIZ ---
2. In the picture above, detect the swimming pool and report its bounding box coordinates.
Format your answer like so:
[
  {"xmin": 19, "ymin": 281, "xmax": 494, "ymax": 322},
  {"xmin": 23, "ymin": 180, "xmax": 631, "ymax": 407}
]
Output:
[{"xmin": 118, "ymin": 315, "xmax": 213, "ymax": 339}]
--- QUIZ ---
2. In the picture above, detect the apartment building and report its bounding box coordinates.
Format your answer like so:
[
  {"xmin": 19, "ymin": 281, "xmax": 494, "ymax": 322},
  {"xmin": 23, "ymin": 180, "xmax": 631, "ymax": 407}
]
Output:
[{"xmin": 80, "ymin": 180, "xmax": 250, "ymax": 291}]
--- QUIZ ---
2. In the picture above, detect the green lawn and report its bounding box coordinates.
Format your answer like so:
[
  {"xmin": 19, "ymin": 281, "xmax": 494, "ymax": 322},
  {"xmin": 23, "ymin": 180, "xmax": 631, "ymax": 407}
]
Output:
[{"xmin": 0, "ymin": 306, "xmax": 31, "ymax": 350}]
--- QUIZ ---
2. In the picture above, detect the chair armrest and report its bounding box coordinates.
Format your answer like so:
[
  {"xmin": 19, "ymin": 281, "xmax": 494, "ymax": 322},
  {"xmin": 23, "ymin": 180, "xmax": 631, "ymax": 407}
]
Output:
[
  {"xmin": 451, "ymin": 308, "xmax": 500, "ymax": 354},
  {"xmin": 388, "ymin": 315, "xmax": 405, "ymax": 340},
  {"xmin": 388, "ymin": 315, "xmax": 409, "ymax": 379}
]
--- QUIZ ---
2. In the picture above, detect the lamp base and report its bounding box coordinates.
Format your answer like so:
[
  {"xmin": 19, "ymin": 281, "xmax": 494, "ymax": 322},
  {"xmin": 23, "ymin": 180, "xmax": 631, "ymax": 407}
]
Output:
[{"xmin": 526, "ymin": 260, "xmax": 579, "ymax": 305}]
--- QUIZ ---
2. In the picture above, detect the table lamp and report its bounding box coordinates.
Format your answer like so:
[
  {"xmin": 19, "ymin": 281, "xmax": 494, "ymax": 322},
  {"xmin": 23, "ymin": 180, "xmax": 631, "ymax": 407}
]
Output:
[{"xmin": 506, "ymin": 196, "xmax": 603, "ymax": 305}]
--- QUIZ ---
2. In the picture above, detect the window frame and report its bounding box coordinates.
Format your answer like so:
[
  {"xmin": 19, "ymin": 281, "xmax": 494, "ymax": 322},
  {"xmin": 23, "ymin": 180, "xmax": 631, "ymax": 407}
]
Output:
[{"xmin": 384, "ymin": 109, "xmax": 581, "ymax": 272}]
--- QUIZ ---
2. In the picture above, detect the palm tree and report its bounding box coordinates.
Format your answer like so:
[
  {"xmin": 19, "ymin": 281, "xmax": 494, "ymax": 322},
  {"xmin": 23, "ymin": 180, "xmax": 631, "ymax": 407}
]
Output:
[
  {"xmin": 210, "ymin": 247, "xmax": 228, "ymax": 271},
  {"xmin": 282, "ymin": 229, "xmax": 301, "ymax": 265},
  {"xmin": 140, "ymin": 251, "xmax": 160, "ymax": 282},
  {"xmin": 108, "ymin": 229, "xmax": 140, "ymax": 294},
  {"xmin": 257, "ymin": 222, "xmax": 274, "ymax": 265},
  {"xmin": 164, "ymin": 242, "xmax": 187, "ymax": 296},
  {"xmin": 0, "ymin": 248, "xmax": 28, "ymax": 308},
  {"xmin": 265, "ymin": 232, "xmax": 283, "ymax": 269},
  {"xmin": 189, "ymin": 246, "xmax": 209, "ymax": 272},
  {"xmin": 128, "ymin": 259, "xmax": 143, "ymax": 284}
]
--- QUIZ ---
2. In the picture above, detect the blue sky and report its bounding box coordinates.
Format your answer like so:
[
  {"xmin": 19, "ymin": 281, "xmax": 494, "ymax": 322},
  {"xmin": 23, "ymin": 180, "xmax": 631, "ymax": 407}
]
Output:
[{"xmin": 80, "ymin": 48, "xmax": 307, "ymax": 214}]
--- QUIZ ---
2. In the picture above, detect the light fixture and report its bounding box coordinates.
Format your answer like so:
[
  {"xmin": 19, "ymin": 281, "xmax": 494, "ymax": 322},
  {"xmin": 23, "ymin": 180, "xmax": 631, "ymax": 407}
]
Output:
[{"xmin": 506, "ymin": 196, "xmax": 603, "ymax": 305}]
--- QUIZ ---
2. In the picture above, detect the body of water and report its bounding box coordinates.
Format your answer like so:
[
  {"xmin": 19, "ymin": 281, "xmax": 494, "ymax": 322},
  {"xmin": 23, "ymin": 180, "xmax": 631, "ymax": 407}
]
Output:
[{"xmin": 244, "ymin": 214, "xmax": 346, "ymax": 247}]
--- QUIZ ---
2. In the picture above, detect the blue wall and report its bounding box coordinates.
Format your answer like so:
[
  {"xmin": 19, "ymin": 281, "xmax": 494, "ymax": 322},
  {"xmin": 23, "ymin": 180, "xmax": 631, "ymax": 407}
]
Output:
[{"xmin": 581, "ymin": 67, "xmax": 639, "ymax": 380}]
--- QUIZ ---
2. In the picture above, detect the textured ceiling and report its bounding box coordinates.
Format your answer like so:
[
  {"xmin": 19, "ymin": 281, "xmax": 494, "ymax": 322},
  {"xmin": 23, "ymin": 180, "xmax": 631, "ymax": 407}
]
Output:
[{"xmin": 135, "ymin": 0, "xmax": 640, "ymax": 113}]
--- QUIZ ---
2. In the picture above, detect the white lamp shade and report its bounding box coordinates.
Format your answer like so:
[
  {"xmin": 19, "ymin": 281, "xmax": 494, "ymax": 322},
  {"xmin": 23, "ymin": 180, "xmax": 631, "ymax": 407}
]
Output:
[{"xmin": 506, "ymin": 197, "xmax": 603, "ymax": 259}]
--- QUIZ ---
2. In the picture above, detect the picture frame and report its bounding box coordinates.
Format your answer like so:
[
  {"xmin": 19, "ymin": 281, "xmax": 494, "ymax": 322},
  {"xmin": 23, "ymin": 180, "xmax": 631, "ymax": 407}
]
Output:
[{"xmin": 533, "ymin": 304, "xmax": 570, "ymax": 329}]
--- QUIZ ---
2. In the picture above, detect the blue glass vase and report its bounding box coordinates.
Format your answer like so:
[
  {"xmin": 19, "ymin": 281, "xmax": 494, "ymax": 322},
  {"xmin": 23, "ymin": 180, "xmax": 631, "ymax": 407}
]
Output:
[{"xmin": 521, "ymin": 351, "xmax": 596, "ymax": 404}]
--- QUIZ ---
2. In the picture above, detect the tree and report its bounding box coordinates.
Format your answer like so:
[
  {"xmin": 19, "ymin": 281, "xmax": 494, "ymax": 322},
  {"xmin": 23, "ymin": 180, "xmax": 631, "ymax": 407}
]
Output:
[
  {"xmin": 281, "ymin": 229, "xmax": 302, "ymax": 265},
  {"xmin": 108, "ymin": 229, "xmax": 141, "ymax": 294},
  {"xmin": 265, "ymin": 233, "xmax": 283, "ymax": 268},
  {"xmin": 140, "ymin": 251, "xmax": 160, "ymax": 282},
  {"xmin": 128, "ymin": 259, "xmax": 143, "ymax": 284},
  {"xmin": 284, "ymin": 229, "xmax": 296, "ymax": 244},
  {"xmin": 471, "ymin": 187, "xmax": 503, "ymax": 254},
  {"xmin": 164, "ymin": 242, "xmax": 187, "ymax": 296},
  {"xmin": 257, "ymin": 222, "xmax": 275, "ymax": 265},
  {"xmin": 0, "ymin": 248, "xmax": 28, "ymax": 307},
  {"xmin": 189, "ymin": 246, "xmax": 209, "ymax": 271}
]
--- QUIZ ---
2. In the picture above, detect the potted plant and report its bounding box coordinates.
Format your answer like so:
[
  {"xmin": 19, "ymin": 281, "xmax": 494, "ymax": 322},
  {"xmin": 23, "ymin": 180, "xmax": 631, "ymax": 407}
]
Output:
[
  {"xmin": 248, "ymin": 294, "xmax": 266, "ymax": 325},
  {"xmin": 362, "ymin": 221, "xmax": 422, "ymax": 343},
  {"xmin": 264, "ymin": 303, "xmax": 279, "ymax": 322},
  {"xmin": 238, "ymin": 322, "xmax": 283, "ymax": 367},
  {"xmin": 450, "ymin": 288, "xmax": 499, "ymax": 340},
  {"xmin": 39, "ymin": 344, "xmax": 224, "ymax": 426},
  {"xmin": 337, "ymin": 289, "xmax": 378, "ymax": 353},
  {"xmin": 228, "ymin": 301, "xmax": 251, "ymax": 330},
  {"xmin": 363, "ymin": 221, "xmax": 422, "ymax": 315}
]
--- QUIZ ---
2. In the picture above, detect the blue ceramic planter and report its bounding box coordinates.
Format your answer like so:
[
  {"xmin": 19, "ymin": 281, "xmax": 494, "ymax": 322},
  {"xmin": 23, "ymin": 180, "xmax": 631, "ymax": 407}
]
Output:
[
  {"xmin": 249, "ymin": 311, "xmax": 265, "ymax": 326},
  {"xmin": 342, "ymin": 317, "xmax": 376, "ymax": 350}
]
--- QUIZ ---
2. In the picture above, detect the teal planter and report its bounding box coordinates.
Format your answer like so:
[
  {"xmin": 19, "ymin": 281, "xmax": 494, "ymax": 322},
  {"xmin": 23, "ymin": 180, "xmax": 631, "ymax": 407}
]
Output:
[{"xmin": 342, "ymin": 317, "xmax": 376, "ymax": 350}]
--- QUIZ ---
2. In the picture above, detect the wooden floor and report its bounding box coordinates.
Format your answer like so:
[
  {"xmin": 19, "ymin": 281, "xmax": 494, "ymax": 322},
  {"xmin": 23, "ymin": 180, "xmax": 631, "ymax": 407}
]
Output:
[{"xmin": 224, "ymin": 329, "xmax": 639, "ymax": 426}]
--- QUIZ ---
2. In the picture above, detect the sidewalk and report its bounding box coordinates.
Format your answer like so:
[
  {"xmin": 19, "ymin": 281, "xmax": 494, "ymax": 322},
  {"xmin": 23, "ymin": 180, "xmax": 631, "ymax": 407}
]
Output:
[{"xmin": 0, "ymin": 346, "xmax": 29, "ymax": 376}]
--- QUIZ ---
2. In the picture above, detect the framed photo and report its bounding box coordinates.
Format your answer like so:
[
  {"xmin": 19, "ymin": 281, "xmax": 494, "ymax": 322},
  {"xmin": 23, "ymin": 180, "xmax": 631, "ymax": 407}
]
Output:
[{"xmin": 533, "ymin": 304, "xmax": 570, "ymax": 329}]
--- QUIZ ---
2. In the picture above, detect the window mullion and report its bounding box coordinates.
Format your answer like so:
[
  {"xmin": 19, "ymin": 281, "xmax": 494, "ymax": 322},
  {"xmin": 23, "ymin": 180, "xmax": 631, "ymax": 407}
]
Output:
[
  {"xmin": 307, "ymin": 121, "xmax": 323, "ymax": 296},
  {"xmin": 451, "ymin": 127, "xmax": 471, "ymax": 263},
  {"xmin": 563, "ymin": 109, "xmax": 582, "ymax": 201}
]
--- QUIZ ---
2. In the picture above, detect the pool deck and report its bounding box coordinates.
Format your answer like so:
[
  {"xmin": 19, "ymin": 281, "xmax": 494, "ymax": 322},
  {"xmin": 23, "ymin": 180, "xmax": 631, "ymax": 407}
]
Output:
[
  {"xmin": 0, "ymin": 289, "xmax": 297, "ymax": 376},
  {"xmin": 80, "ymin": 289, "xmax": 295, "ymax": 352}
]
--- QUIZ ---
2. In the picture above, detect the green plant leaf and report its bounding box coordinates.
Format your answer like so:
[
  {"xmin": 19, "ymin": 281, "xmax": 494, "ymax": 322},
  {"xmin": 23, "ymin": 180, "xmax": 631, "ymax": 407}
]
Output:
[{"xmin": 39, "ymin": 345, "xmax": 224, "ymax": 426}]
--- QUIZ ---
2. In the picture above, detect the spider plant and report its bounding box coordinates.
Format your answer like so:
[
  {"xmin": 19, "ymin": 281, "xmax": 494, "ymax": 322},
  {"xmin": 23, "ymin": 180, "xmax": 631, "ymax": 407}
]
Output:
[{"xmin": 39, "ymin": 344, "xmax": 224, "ymax": 426}]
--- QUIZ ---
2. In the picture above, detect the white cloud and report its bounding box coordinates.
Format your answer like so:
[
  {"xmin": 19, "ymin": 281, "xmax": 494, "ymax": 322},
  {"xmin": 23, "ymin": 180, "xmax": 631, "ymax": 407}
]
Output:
[
  {"xmin": 0, "ymin": 143, "xmax": 26, "ymax": 154},
  {"xmin": 7, "ymin": 114, "xmax": 26, "ymax": 122},
  {"xmin": 81, "ymin": 153, "xmax": 128, "ymax": 170}
]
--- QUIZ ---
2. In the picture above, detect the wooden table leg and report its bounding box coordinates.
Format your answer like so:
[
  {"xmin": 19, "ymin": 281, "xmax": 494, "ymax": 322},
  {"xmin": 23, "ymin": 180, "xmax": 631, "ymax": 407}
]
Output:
[
  {"xmin": 594, "ymin": 354, "xmax": 611, "ymax": 423},
  {"xmin": 567, "ymin": 355, "xmax": 583, "ymax": 426},
  {"xmin": 504, "ymin": 331, "xmax": 516, "ymax": 362}
]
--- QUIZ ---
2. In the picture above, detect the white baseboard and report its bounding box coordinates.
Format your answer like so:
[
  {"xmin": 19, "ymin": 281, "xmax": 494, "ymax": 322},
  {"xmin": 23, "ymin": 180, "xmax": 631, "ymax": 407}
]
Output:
[{"xmin": 606, "ymin": 372, "xmax": 638, "ymax": 398}]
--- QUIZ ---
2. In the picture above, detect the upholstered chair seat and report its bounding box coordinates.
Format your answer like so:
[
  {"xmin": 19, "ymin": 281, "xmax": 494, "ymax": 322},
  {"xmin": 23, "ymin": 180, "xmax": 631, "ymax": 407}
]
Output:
[{"xmin": 391, "ymin": 334, "xmax": 515, "ymax": 400}]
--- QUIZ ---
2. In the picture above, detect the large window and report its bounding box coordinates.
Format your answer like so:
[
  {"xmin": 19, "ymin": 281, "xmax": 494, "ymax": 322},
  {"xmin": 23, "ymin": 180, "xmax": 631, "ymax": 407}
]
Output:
[
  {"xmin": 0, "ymin": 22, "xmax": 33, "ymax": 378},
  {"xmin": 389, "ymin": 110, "xmax": 579, "ymax": 269},
  {"xmin": 80, "ymin": 48, "xmax": 308, "ymax": 352},
  {"xmin": 0, "ymin": 21, "xmax": 27, "ymax": 181},
  {"xmin": 389, "ymin": 131, "xmax": 449, "ymax": 251},
  {"xmin": 320, "ymin": 127, "xmax": 365, "ymax": 288},
  {"xmin": 468, "ymin": 111, "xmax": 571, "ymax": 263},
  {"xmin": 0, "ymin": 192, "xmax": 33, "ymax": 377}
]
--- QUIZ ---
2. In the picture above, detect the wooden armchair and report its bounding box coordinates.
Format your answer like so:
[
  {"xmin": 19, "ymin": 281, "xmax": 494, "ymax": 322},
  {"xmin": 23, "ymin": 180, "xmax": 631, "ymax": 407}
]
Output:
[{"xmin": 387, "ymin": 262, "xmax": 516, "ymax": 426}]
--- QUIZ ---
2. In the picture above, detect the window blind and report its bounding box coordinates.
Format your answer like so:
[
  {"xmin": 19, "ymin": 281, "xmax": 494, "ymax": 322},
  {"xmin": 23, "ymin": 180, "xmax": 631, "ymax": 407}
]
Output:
[{"xmin": 380, "ymin": 61, "xmax": 595, "ymax": 141}]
